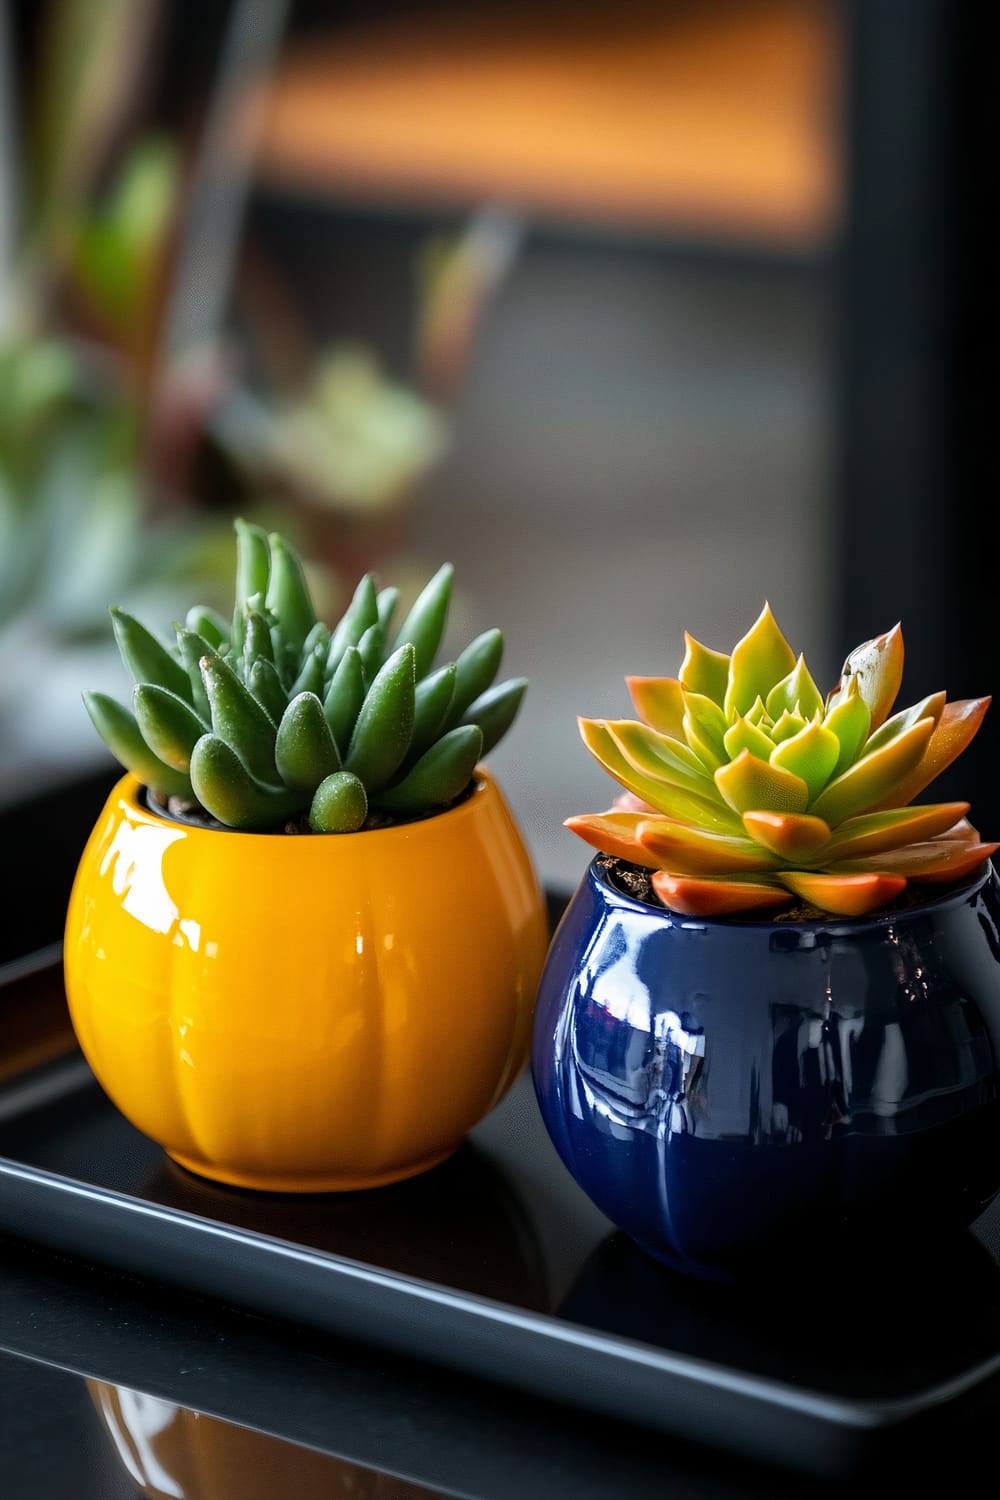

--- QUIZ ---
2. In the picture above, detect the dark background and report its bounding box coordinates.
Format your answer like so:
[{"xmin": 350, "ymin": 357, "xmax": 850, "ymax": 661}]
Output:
[{"xmin": 3, "ymin": 0, "xmax": 997, "ymax": 930}]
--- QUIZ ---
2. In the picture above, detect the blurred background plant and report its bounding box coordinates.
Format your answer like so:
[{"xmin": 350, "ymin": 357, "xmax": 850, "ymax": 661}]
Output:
[{"xmin": 0, "ymin": 0, "xmax": 518, "ymax": 790}]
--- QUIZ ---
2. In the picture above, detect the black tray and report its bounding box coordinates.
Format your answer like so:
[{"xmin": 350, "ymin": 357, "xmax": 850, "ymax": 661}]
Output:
[{"xmin": 3, "ymin": 949, "xmax": 1000, "ymax": 1482}]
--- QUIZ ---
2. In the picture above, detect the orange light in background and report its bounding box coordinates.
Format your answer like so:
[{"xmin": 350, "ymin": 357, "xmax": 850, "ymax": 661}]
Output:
[{"xmin": 251, "ymin": 0, "xmax": 842, "ymax": 252}]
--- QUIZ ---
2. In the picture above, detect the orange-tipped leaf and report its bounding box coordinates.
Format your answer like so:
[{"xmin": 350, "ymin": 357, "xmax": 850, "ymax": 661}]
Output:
[
  {"xmin": 626, "ymin": 676, "xmax": 686, "ymax": 736},
  {"xmin": 809, "ymin": 717, "xmax": 934, "ymax": 826},
  {"xmin": 822, "ymin": 802, "xmax": 970, "ymax": 862},
  {"xmin": 580, "ymin": 719, "xmax": 743, "ymax": 833},
  {"xmin": 826, "ymin": 623, "xmax": 904, "ymax": 732},
  {"xmin": 778, "ymin": 870, "xmax": 907, "ymax": 916},
  {"xmin": 652, "ymin": 871, "xmax": 793, "ymax": 916},
  {"xmin": 741, "ymin": 810, "xmax": 831, "ymax": 861},
  {"xmin": 837, "ymin": 839, "xmax": 998, "ymax": 881},
  {"xmin": 867, "ymin": 697, "xmax": 991, "ymax": 811},
  {"xmin": 564, "ymin": 812, "xmax": 663, "ymax": 869},
  {"xmin": 637, "ymin": 819, "xmax": 778, "ymax": 876}
]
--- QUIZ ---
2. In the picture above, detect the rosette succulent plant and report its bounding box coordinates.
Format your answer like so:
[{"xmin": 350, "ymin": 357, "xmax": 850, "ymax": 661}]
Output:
[
  {"xmin": 83, "ymin": 518, "xmax": 526, "ymax": 832},
  {"xmin": 568, "ymin": 604, "xmax": 995, "ymax": 917}
]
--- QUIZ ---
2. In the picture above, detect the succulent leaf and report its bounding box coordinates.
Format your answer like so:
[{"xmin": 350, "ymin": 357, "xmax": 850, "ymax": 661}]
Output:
[
  {"xmin": 174, "ymin": 628, "xmax": 216, "ymax": 724},
  {"xmin": 637, "ymin": 819, "xmax": 778, "ymax": 875},
  {"xmin": 626, "ymin": 676, "xmax": 686, "ymax": 736},
  {"xmin": 740, "ymin": 811, "xmax": 831, "ymax": 861},
  {"xmin": 768, "ymin": 709, "xmax": 807, "ymax": 745},
  {"xmin": 606, "ymin": 720, "xmax": 715, "ymax": 795},
  {"xmin": 563, "ymin": 811, "xmax": 662, "ymax": 868},
  {"xmin": 809, "ymin": 718, "xmax": 934, "ymax": 826},
  {"xmin": 835, "ymin": 839, "xmax": 1000, "ymax": 880},
  {"xmin": 679, "ymin": 635, "xmax": 730, "ymax": 706},
  {"xmin": 247, "ymin": 658, "xmax": 288, "ymax": 727},
  {"xmin": 82, "ymin": 691, "xmax": 193, "ymax": 799},
  {"xmin": 190, "ymin": 734, "xmax": 299, "ymax": 831},
  {"xmin": 822, "ymin": 803, "xmax": 969, "ymax": 862},
  {"xmin": 133, "ymin": 685, "xmax": 207, "ymax": 773},
  {"xmin": 723, "ymin": 714, "xmax": 775, "ymax": 764},
  {"xmin": 410, "ymin": 663, "xmax": 457, "ymax": 761},
  {"xmin": 111, "ymin": 608, "xmax": 192, "ymax": 704},
  {"xmin": 264, "ymin": 530, "xmax": 316, "ymax": 659},
  {"xmin": 275, "ymin": 691, "xmax": 341, "ymax": 791},
  {"xmin": 681, "ymin": 691, "xmax": 728, "ymax": 768},
  {"xmin": 392, "ymin": 562, "xmax": 453, "ymax": 677},
  {"xmin": 185, "ymin": 605, "xmax": 229, "ymax": 650},
  {"xmin": 900, "ymin": 842, "xmax": 1000, "ymax": 883},
  {"xmin": 824, "ymin": 677, "xmax": 871, "ymax": 777},
  {"xmin": 568, "ymin": 605, "xmax": 992, "ymax": 918},
  {"xmin": 651, "ymin": 871, "xmax": 793, "ymax": 916},
  {"xmin": 288, "ymin": 640, "xmax": 326, "ymax": 699},
  {"xmin": 376, "ymin": 586, "xmax": 400, "ymax": 639},
  {"xmin": 234, "ymin": 518, "xmax": 271, "ymax": 613},
  {"xmin": 232, "ymin": 517, "xmax": 270, "ymax": 644},
  {"xmin": 242, "ymin": 610, "xmax": 276, "ymax": 683},
  {"xmin": 309, "ymin": 771, "xmax": 368, "ymax": 833},
  {"xmin": 446, "ymin": 628, "xmax": 504, "ymax": 727},
  {"xmin": 825, "ymin": 623, "xmax": 903, "ymax": 732},
  {"xmin": 356, "ymin": 620, "xmax": 385, "ymax": 688},
  {"xmin": 459, "ymin": 677, "xmax": 527, "ymax": 756},
  {"xmin": 373, "ymin": 724, "xmax": 483, "ymax": 813},
  {"xmin": 723, "ymin": 603, "xmax": 796, "ymax": 719},
  {"xmin": 580, "ymin": 719, "xmax": 744, "ymax": 833},
  {"xmin": 329, "ymin": 573, "xmax": 379, "ymax": 665},
  {"xmin": 867, "ymin": 697, "xmax": 992, "ymax": 811},
  {"xmin": 765, "ymin": 654, "xmax": 824, "ymax": 723},
  {"xmin": 323, "ymin": 646, "xmax": 365, "ymax": 757},
  {"xmin": 344, "ymin": 644, "xmax": 416, "ymax": 791},
  {"xmin": 200, "ymin": 647, "xmax": 279, "ymax": 785},
  {"xmin": 768, "ymin": 719, "xmax": 840, "ymax": 802},
  {"xmin": 864, "ymin": 691, "xmax": 946, "ymax": 756},
  {"xmin": 777, "ymin": 870, "xmax": 906, "ymax": 917},
  {"xmin": 715, "ymin": 750, "xmax": 810, "ymax": 817}
]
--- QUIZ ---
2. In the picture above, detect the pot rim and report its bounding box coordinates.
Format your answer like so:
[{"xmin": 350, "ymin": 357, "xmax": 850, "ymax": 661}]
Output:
[
  {"xmin": 113, "ymin": 767, "xmax": 498, "ymax": 846},
  {"xmin": 586, "ymin": 852, "xmax": 996, "ymax": 936}
]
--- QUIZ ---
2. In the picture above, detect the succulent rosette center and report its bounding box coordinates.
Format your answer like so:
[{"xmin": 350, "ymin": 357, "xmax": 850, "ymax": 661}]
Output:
[{"xmin": 568, "ymin": 603, "xmax": 995, "ymax": 917}]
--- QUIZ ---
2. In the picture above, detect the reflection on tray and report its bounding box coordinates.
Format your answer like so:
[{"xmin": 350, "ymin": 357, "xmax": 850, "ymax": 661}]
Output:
[
  {"xmin": 140, "ymin": 1138, "xmax": 550, "ymax": 1311},
  {"xmin": 86, "ymin": 1379, "xmax": 440, "ymax": 1499},
  {"xmin": 560, "ymin": 1215, "xmax": 1000, "ymax": 1398}
]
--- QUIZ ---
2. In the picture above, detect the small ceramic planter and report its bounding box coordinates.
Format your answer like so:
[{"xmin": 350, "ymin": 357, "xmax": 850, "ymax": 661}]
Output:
[
  {"xmin": 64, "ymin": 769, "xmax": 548, "ymax": 1192},
  {"xmin": 532, "ymin": 854, "xmax": 1000, "ymax": 1280}
]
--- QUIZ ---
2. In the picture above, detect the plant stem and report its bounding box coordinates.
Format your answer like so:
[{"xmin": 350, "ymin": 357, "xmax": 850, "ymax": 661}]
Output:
[{"xmin": 155, "ymin": 0, "xmax": 291, "ymax": 373}]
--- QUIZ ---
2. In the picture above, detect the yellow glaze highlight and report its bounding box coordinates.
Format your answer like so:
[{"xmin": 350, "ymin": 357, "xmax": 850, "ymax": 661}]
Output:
[{"xmin": 64, "ymin": 771, "xmax": 548, "ymax": 1191}]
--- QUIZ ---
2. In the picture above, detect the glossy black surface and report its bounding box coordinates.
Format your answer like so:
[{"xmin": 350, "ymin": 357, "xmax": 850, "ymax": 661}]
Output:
[
  {"xmin": 533, "ymin": 857, "xmax": 1000, "ymax": 1279},
  {"xmin": 3, "ymin": 950, "xmax": 1000, "ymax": 1488},
  {"xmin": 0, "ymin": 1237, "xmax": 831, "ymax": 1500},
  {"xmin": 0, "ymin": 763, "xmax": 120, "ymax": 965}
]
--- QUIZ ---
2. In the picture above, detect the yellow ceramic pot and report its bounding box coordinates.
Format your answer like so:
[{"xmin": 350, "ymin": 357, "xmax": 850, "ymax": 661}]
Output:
[{"xmin": 63, "ymin": 770, "xmax": 548, "ymax": 1191}]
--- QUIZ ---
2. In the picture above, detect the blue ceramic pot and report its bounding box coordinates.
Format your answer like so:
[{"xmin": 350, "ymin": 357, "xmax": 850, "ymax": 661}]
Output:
[{"xmin": 532, "ymin": 856, "xmax": 1000, "ymax": 1280}]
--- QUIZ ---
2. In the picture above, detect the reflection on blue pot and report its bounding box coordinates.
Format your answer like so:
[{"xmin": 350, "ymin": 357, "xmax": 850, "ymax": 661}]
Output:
[{"xmin": 532, "ymin": 856, "xmax": 1000, "ymax": 1280}]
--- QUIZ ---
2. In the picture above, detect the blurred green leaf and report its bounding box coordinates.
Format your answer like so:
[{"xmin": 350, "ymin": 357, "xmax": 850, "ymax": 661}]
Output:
[
  {"xmin": 212, "ymin": 347, "xmax": 449, "ymax": 517},
  {"xmin": 65, "ymin": 136, "xmax": 178, "ymax": 349},
  {"xmin": 26, "ymin": 0, "xmax": 161, "ymax": 246}
]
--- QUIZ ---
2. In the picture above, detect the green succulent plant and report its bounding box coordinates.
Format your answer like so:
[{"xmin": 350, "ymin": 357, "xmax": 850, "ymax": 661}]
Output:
[
  {"xmin": 83, "ymin": 518, "xmax": 527, "ymax": 832},
  {"xmin": 568, "ymin": 603, "xmax": 995, "ymax": 918}
]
